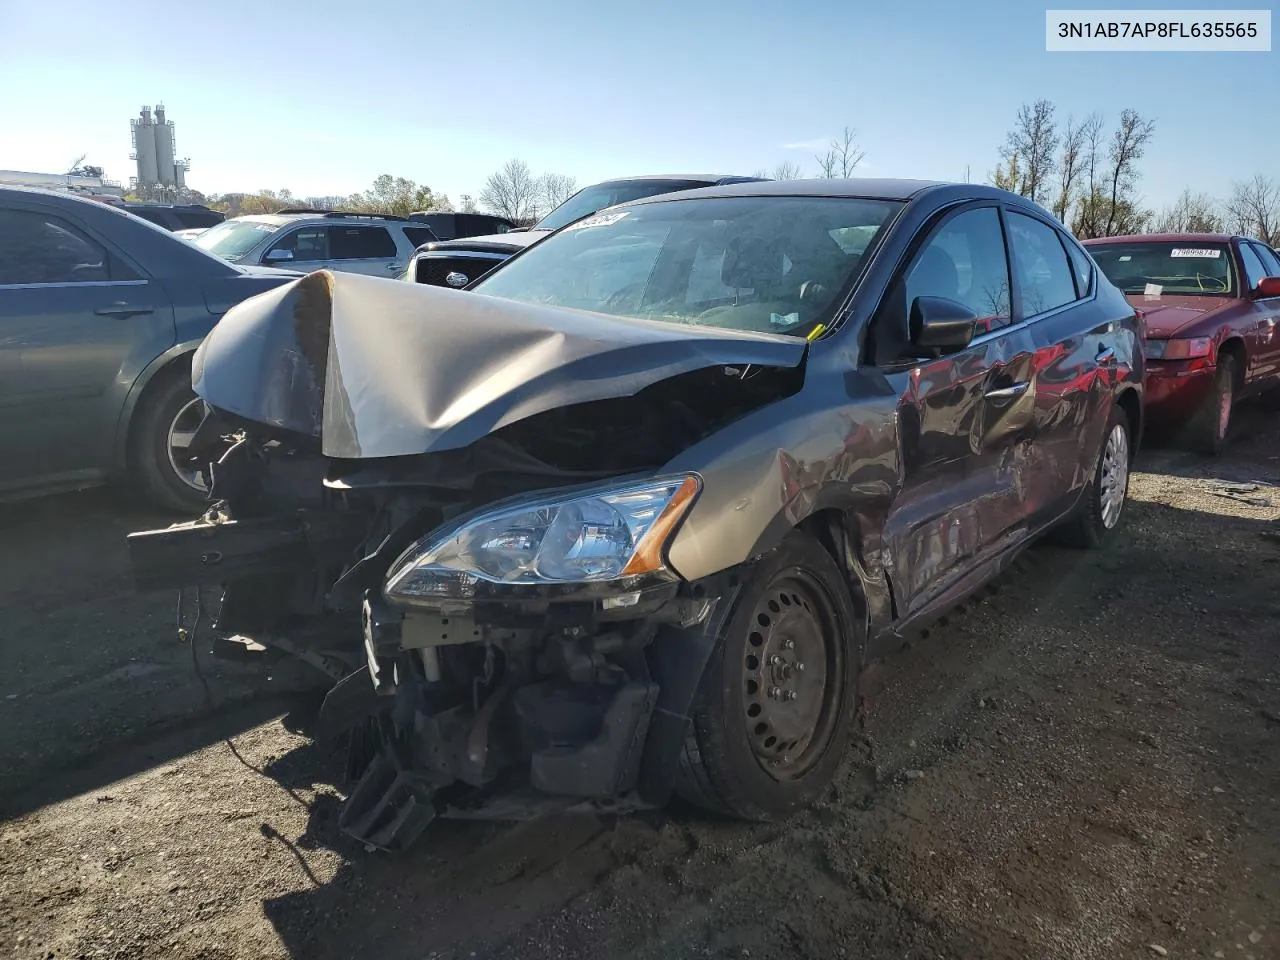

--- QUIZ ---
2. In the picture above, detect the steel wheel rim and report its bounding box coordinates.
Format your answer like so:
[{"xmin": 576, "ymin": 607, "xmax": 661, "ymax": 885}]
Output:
[
  {"xmin": 167, "ymin": 398, "xmax": 209, "ymax": 492},
  {"xmin": 741, "ymin": 571, "xmax": 843, "ymax": 781},
  {"xmin": 1099, "ymin": 423, "xmax": 1129, "ymax": 530}
]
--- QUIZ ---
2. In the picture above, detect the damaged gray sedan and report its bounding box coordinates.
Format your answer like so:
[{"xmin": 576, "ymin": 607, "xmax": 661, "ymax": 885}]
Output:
[{"xmin": 128, "ymin": 179, "xmax": 1143, "ymax": 851}]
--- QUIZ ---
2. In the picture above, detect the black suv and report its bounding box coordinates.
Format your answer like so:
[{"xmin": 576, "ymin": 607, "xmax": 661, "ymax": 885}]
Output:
[
  {"xmin": 120, "ymin": 202, "xmax": 225, "ymax": 232},
  {"xmin": 404, "ymin": 174, "xmax": 766, "ymax": 288}
]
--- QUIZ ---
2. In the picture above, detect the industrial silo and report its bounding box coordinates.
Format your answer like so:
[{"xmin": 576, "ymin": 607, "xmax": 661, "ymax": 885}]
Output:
[
  {"xmin": 154, "ymin": 104, "xmax": 176, "ymax": 187},
  {"xmin": 131, "ymin": 106, "xmax": 159, "ymax": 186}
]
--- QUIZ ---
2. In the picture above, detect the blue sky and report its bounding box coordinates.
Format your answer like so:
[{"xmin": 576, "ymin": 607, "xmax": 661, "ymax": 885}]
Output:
[{"xmin": 1, "ymin": 0, "xmax": 1274, "ymax": 210}]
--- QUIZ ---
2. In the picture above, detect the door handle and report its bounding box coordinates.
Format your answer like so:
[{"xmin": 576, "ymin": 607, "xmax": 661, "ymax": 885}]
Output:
[
  {"xmin": 94, "ymin": 302, "xmax": 154, "ymax": 318},
  {"xmin": 1096, "ymin": 345, "xmax": 1117, "ymax": 365},
  {"xmin": 984, "ymin": 381, "xmax": 1030, "ymax": 401}
]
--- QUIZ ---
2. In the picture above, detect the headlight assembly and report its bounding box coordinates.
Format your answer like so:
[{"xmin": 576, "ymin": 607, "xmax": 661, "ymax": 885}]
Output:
[{"xmin": 383, "ymin": 475, "xmax": 700, "ymax": 605}]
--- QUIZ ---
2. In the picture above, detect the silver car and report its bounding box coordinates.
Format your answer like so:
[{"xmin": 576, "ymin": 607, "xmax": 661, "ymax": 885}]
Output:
[{"xmin": 192, "ymin": 209, "xmax": 437, "ymax": 278}]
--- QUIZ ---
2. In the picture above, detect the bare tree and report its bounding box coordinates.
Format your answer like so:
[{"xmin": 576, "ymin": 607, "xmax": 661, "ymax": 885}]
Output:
[
  {"xmin": 538, "ymin": 173, "xmax": 578, "ymax": 212},
  {"xmin": 815, "ymin": 127, "xmax": 865, "ymax": 178},
  {"xmin": 459, "ymin": 194, "xmax": 478, "ymax": 213},
  {"xmin": 1053, "ymin": 113, "xmax": 1096, "ymax": 223},
  {"xmin": 991, "ymin": 153, "xmax": 1022, "ymax": 193},
  {"xmin": 1225, "ymin": 175, "xmax": 1280, "ymax": 244},
  {"xmin": 1155, "ymin": 189, "xmax": 1224, "ymax": 234},
  {"xmin": 1103, "ymin": 109, "xmax": 1156, "ymax": 237},
  {"xmin": 1073, "ymin": 114, "xmax": 1108, "ymax": 237},
  {"xmin": 1000, "ymin": 100, "xmax": 1058, "ymax": 204},
  {"xmin": 480, "ymin": 158, "xmax": 541, "ymax": 223},
  {"xmin": 754, "ymin": 161, "xmax": 803, "ymax": 180}
]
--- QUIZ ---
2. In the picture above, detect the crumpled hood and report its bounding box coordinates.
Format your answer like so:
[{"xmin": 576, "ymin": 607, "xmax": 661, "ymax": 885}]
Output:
[
  {"xmin": 1126, "ymin": 294, "xmax": 1235, "ymax": 338},
  {"xmin": 191, "ymin": 270, "xmax": 807, "ymax": 459}
]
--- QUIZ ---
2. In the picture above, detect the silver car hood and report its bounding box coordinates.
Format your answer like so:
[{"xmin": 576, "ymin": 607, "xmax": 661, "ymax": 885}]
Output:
[{"xmin": 191, "ymin": 270, "xmax": 807, "ymax": 459}]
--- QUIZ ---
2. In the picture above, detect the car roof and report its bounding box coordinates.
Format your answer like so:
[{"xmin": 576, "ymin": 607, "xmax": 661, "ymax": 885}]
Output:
[
  {"xmin": 621, "ymin": 177, "xmax": 984, "ymax": 205},
  {"xmin": 592, "ymin": 174, "xmax": 765, "ymax": 184},
  {"xmin": 0, "ymin": 184, "xmax": 123, "ymax": 205},
  {"xmin": 1083, "ymin": 233, "xmax": 1237, "ymax": 245}
]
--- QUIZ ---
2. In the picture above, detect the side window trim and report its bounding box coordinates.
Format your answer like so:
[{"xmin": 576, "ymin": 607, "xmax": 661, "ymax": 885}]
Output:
[{"xmin": 1059, "ymin": 231, "xmax": 1095, "ymax": 300}]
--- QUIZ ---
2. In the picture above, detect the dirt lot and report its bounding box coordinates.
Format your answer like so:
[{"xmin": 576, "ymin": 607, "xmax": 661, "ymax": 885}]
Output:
[{"xmin": 2, "ymin": 411, "xmax": 1278, "ymax": 960}]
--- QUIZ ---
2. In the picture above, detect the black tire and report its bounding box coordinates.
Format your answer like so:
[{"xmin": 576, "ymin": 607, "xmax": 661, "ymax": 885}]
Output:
[
  {"xmin": 1185, "ymin": 354, "xmax": 1237, "ymax": 456},
  {"xmin": 1056, "ymin": 403, "xmax": 1132, "ymax": 549},
  {"xmin": 675, "ymin": 530, "xmax": 861, "ymax": 821},
  {"xmin": 128, "ymin": 370, "xmax": 211, "ymax": 514}
]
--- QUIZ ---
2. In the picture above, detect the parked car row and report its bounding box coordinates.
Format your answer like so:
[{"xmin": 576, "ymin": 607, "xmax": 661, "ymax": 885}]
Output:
[
  {"xmin": 1084, "ymin": 233, "xmax": 1280, "ymax": 453},
  {"xmin": 11, "ymin": 167, "xmax": 1278, "ymax": 853},
  {"xmin": 128, "ymin": 178, "xmax": 1145, "ymax": 851}
]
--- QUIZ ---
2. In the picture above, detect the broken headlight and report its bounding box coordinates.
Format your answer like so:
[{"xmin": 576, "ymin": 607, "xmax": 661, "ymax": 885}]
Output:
[{"xmin": 383, "ymin": 475, "xmax": 700, "ymax": 604}]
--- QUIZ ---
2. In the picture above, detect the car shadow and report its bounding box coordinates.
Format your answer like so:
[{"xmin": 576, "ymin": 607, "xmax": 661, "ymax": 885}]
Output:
[{"xmin": 0, "ymin": 486, "xmax": 328, "ymax": 820}]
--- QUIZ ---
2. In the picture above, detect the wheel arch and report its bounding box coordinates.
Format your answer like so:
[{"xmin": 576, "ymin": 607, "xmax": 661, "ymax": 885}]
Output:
[
  {"xmin": 1115, "ymin": 384, "xmax": 1143, "ymax": 454},
  {"xmin": 111, "ymin": 341, "xmax": 201, "ymax": 474},
  {"xmin": 1217, "ymin": 335, "xmax": 1247, "ymax": 392},
  {"xmin": 756, "ymin": 501, "xmax": 896, "ymax": 655}
]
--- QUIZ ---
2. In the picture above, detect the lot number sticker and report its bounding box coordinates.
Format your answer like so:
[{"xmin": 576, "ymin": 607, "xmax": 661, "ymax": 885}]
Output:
[{"xmin": 1170, "ymin": 248, "xmax": 1221, "ymax": 258}]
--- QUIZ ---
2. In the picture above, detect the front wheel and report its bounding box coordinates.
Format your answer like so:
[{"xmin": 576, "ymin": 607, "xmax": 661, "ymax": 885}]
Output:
[
  {"xmin": 1186, "ymin": 353, "xmax": 1237, "ymax": 456},
  {"xmin": 128, "ymin": 372, "xmax": 213, "ymax": 514},
  {"xmin": 676, "ymin": 530, "xmax": 861, "ymax": 821},
  {"xmin": 1055, "ymin": 404, "xmax": 1132, "ymax": 549}
]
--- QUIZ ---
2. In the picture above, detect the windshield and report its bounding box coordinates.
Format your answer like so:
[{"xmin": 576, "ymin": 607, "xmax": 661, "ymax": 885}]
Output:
[
  {"xmin": 533, "ymin": 179, "xmax": 713, "ymax": 232},
  {"xmin": 1087, "ymin": 241, "xmax": 1235, "ymax": 296},
  {"xmin": 193, "ymin": 219, "xmax": 279, "ymax": 259},
  {"xmin": 474, "ymin": 195, "xmax": 901, "ymax": 337}
]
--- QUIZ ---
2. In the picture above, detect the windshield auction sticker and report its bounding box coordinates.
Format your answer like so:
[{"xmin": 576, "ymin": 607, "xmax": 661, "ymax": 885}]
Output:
[
  {"xmin": 1046, "ymin": 10, "xmax": 1271, "ymax": 51},
  {"xmin": 566, "ymin": 211, "xmax": 629, "ymax": 231},
  {"xmin": 1170, "ymin": 248, "xmax": 1222, "ymax": 258}
]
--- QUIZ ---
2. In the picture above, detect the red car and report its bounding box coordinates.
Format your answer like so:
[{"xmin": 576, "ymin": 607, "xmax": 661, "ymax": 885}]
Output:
[{"xmin": 1084, "ymin": 233, "xmax": 1280, "ymax": 453}]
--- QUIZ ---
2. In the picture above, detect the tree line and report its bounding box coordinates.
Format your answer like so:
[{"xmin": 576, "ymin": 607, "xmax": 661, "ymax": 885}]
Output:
[
  {"xmin": 992, "ymin": 99, "xmax": 1279, "ymax": 244},
  {"xmin": 128, "ymin": 112, "xmax": 1278, "ymax": 246}
]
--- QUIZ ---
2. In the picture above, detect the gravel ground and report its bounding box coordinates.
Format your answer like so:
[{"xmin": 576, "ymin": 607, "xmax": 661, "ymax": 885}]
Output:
[{"xmin": 1, "ymin": 410, "xmax": 1277, "ymax": 960}]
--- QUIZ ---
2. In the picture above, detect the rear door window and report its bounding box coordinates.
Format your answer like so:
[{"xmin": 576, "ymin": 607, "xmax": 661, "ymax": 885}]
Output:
[
  {"xmin": 402, "ymin": 226, "xmax": 437, "ymax": 248},
  {"xmin": 329, "ymin": 226, "xmax": 396, "ymax": 260},
  {"xmin": 1006, "ymin": 211, "xmax": 1078, "ymax": 317}
]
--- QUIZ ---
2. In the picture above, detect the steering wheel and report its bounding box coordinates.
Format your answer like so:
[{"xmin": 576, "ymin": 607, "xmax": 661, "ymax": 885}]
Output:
[{"xmin": 1194, "ymin": 273, "xmax": 1228, "ymax": 293}]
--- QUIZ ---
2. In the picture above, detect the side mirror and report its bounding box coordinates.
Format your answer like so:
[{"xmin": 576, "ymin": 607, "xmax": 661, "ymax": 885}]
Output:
[
  {"xmin": 1256, "ymin": 276, "xmax": 1280, "ymax": 298},
  {"xmin": 264, "ymin": 248, "xmax": 295, "ymax": 263},
  {"xmin": 909, "ymin": 296, "xmax": 978, "ymax": 354}
]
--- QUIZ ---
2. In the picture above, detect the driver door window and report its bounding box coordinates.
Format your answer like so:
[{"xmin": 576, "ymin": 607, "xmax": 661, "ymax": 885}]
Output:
[
  {"xmin": 1238, "ymin": 242, "xmax": 1269, "ymax": 291},
  {"xmin": 905, "ymin": 206, "xmax": 1012, "ymax": 333},
  {"xmin": 269, "ymin": 227, "xmax": 329, "ymax": 263},
  {"xmin": 0, "ymin": 209, "xmax": 114, "ymax": 285}
]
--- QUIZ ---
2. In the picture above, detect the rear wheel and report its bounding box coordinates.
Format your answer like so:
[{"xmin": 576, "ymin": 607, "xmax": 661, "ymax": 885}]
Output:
[
  {"xmin": 676, "ymin": 530, "xmax": 860, "ymax": 821},
  {"xmin": 1186, "ymin": 354, "xmax": 1237, "ymax": 456},
  {"xmin": 129, "ymin": 371, "xmax": 212, "ymax": 514},
  {"xmin": 1056, "ymin": 403, "xmax": 1132, "ymax": 549}
]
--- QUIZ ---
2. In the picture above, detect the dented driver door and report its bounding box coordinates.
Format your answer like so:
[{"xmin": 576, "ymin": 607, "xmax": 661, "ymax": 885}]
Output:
[{"xmin": 874, "ymin": 203, "xmax": 1040, "ymax": 618}]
